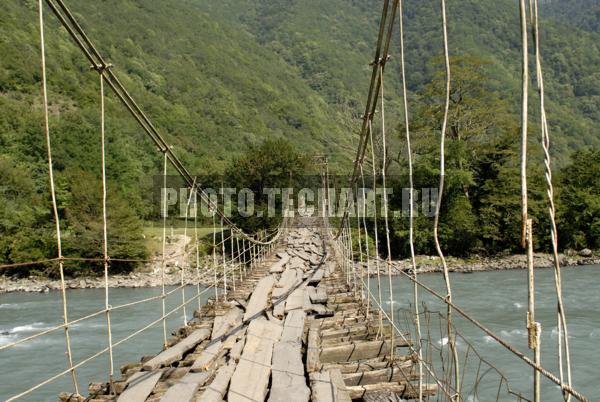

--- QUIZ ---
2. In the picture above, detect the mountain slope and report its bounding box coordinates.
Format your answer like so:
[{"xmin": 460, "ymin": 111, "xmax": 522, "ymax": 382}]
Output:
[{"xmin": 195, "ymin": 0, "xmax": 600, "ymax": 163}]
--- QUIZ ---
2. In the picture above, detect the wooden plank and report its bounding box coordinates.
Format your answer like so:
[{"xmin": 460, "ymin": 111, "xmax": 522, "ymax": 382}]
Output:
[
  {"xmin": 117, "ymin": 370, "xmax": 162, "ymax": 402},
  {"xmin": 319, "ymin": 340, "xmax": 390, "ymax": 363},
  {"xmin": 159, "ymin": 370, "xmax": 212, "ymax": 402},
  {"xmin": 243, "ymin": 275, "xmax": 276, "ymax": 322},
  {"xmin": 309, "ymin": 287, "xmax": 328, "ymax": 304},
  {"xmin": 288, "ymin": 256, "xmax": 306, "ymax": 269},
  {"xmin": 270, "ymin": 253, "xmax": 290, "ymax": 274},
  {"xmin": 142, "ymin": 328, "xmax": 211, "ymax": 370},
  {"xmin": 197, "ymin": 362, "xmax": 237, "ymax": 402},
  {"xmin": 285, "ymin": 288, "xmax": 305, "ymax": 312},
  {"xmin": 307, "ymin": 327, "xmax": 321, "ymax": 373},
  {"xmin": 309, "ymin": 369, "xmax": 351, "ymax": 402},
  {"xmin": 330, "ymin": 369, "xmax": 352, "ymax": 401},
  {"xmin": 212, "ymin": 306, "xmax": 243, "ymax": 340},
  {"xmin": 268, "ymin": 342, "xmax": 310, "ymax": 402},
  {"xmin": 345, "ymin": 382, "xmax": 438, "ymax": 399},
  {"xmin": 230, "ymin": 336, "xmax": 246, "ymax": 362},
  {"xmin": 281, "ymin": 309, "xmax": 306, "ymax": 344},
  {"xmin": 228, "ymin": 318, "xmax": 283, "ymax": 402},
  {"xmin": 342, "ymin": 362, "xmax": 417, "ymax": 386},
  {"xmin": 273, "ymin": 269, "xmax": 302, "ymax": 318},
  {"xmin": 190, "ymin": 340, "xmax": 223, "ymax": 372}
]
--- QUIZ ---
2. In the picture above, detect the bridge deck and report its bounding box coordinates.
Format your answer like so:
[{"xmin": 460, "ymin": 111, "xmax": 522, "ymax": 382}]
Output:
[{"xmin": 61, "ymin": 223, "xmax": 436, "ymax": 402}]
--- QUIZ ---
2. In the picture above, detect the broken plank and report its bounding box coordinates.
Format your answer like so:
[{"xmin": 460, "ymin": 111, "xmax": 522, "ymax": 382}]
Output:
[
  {"xmin": 212, "ymin": 306, "xmax": 243, "ymax": 340},
  {"xmin": 230, "ymin": 336, "xmax": 246, "ymax": 362},
  {"xmin": 281, "ymin": 309, "xmax": 306, "ymax": 343},
  {"xmin": 285, "ymin": 287, "xmax": 305, "ymax": 312},
  {"xmin": 268, "ymin": 342, "xmax": 310, "ymax": 402},
  {"xmin": 142, "ymin": 328, "xmax": 211, "ymax": 370},
  {"xmin": 243, "ymin": 275, "xmax": 276, "ymax": 322},
  {"xmin": 159, "ymin": 370, "xmax": 213, "ymax": 402},
  {"xmin": 190, "ymin": 340, "xmax": 223, "ymax": 372},
  {"xmin": 309, "ymin": 369, "xmax": 351, "ymax": 402},
  {"xmin": 117, "ymin": 370, "xmax": 162, "ymax": 402},
  {"xmin": 270, "ymin": 253, "xmax": 290, "ymax": 274},
  {"xmin": 197, "ymin": 362, "xmax": 237, "ymax": 402},
  {"xmin": 308, "ymin": 269, "xmax": 324, "ymax": 285},
  {"xmin": 309, "ymin": 287, "xmax": 328, "ymax": 304},
  {"xmin": 228, "ymin": 318, "xmax": 283, "ymax": 402}
]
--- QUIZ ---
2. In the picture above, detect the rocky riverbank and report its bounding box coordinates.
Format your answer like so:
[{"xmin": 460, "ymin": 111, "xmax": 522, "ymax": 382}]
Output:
[
  {"xmin": 1, "ymin": 251, "xmax": 598, "ymax": 293},
  {"xmin": 364, "ymin": 250, "xmax": 600, "ymax": 276}
]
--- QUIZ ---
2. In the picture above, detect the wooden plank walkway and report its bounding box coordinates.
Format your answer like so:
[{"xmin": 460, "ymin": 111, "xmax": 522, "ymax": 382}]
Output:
[{"xmin": 68, "ymin": 220, "xmax": 437, "ymax": 402}]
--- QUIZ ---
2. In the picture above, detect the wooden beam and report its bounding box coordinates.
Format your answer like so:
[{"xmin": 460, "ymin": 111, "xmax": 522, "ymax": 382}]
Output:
[
  {"xmin": 243, "ymin": 275, "xmax": 276, "ymax": 322},
  {"xmin": 268, "ymin": 342, "xmax": 310, "ymax": 402},
  {"xmin": 197, "ymin": 362, "xmax": 237, "ymax": 402},
  {"xmin": 319, "ymin": 340, "xmax": 391, "ymax": 363},
  {"xmin": 117, "ymin": 370, "xmax": 162, "ymax": 402},
  {"xmin": 309, "ymin": 369, "xmax": 351, "ymax": 402},
  {"xmin": 228, "ymin": 318, "xmax": 282, "ymax": 402},
  {"xmin": 142, "ymin": 328, "xmax": 211, "ymax": 370},
  {"xmin": 159, "ymin": 370, "xmax": 213, "ymax": 402}
]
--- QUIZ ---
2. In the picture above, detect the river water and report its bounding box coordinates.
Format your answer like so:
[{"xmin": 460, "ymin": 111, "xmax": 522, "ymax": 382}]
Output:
[{"xmin": 0, "ymin": 266, "xmax": 597, "ymax": 401}]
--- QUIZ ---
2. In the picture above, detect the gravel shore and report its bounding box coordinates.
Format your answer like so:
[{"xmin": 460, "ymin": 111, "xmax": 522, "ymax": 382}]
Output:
[{"xmin": 1, "ymin": 252, "xmax": 598, "ymax": 294}]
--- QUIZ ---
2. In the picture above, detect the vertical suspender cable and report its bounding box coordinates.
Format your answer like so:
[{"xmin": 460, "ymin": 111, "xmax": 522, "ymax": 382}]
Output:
[
  {"xmin": 221, "ymin": 216, "xmax": 227, "ymax": 300},
  {"xmin": 161, "ymin": 152, "xmax": 168, "ymax": 347},
  {"xmin": 99, "ymin": 72, "xmax": 115, "ymax": 388},
  {"xmin": 436, "ymin": 0, "xmax": 460, "ymax": 395},
  {"xmin": 526, "ymin": 219, "xmax": 541, "ymax": 402},
  {"xmin": 37, "ymin": 0, "xmax": 79, "ymax": 394},
  {"xmin": 397, "ymin": 1, "xmax": 423, "ymax": 396},
  {"xmin": 229, "ymin": 235, "xmax": 234, "ymax": 290},
  {"xmin": 368, "ymin": 120, "xmax": 385, "ymax": 337},
  {"xmin": 181, "ymin": 177, "xmax": 197, "ymax": 327},
  {"xmin": 519, "ymin": 0, "xmax": 530, "ymax": 249},
  {"xmin": 194, "ymin": 193, "xmax": 202, "ymax": 310},
  {"xmin": 212, "ymin": 211, "xmax": 218, "ymax": 302},
  {"xmin": 359, "ymin": 163, "xmax": 372, "ymax": 320},
  {"xmin": 356, "ymin": 183, "xmax": 364, "ymax": 303},
  {"xmin": 519, "ymin": 2, "xmax": 542, "ymax": 401},
  {"xmin": 378, "ymin": 64, "xmax": 396, "ymax": 360},
  {"xmin": 532, "ymin": 1, "xmax": 573, "ymax": 398}
]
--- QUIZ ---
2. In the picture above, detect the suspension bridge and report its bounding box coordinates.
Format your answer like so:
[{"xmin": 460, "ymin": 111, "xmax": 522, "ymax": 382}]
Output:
[{"xmin": 0, "ymin": 0, "xmax": 590, "ymax": 401}]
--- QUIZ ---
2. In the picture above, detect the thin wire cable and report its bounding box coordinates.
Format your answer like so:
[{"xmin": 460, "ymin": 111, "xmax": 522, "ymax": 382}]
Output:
[
  {"xmin": 355, "ymin": 182, "xmax": 365, "ymax": 304},
  {"xmin": 378, "ymin": 64, "xmax": 396, "ymax": 359},
  {"xmin": 397, "ymin": 0, "xmax": 423, "ymax": 396},
  {"xmin": 519, "ymin": 0, "xmax": 530, "ymax": 249},
  {"xmin": 220, "ymin": 199, "xmax": 227, "ymax": 300},
  {"xmin": 181, "ymin": 177, "xmax": 197, "ymax": 327},
  {"xmin": 160, "ymin": 152, "xmax": 168, "ymax": 347},
  {"xmin": 194, "ymin": 193, "xmax": 202, "ymax": 310},
  {"xmin": 367, "ymin": 120, "xmax": 385, "ymax": 337},
  {"xmin": 359, "ymin": 163, "xmax": 372, "ymax": 320},
  {"xmin": 435, "ymin": 0, "xmax": 460, "ymax": 395},
  {"xmin": 212, "ymin": 209, "xmax": 218, "ymax": 302},
  {"xmin": 37, "ymin": 0, "xmax": 79, "ymax": 394},
  {"xmin": 531, "ymin": 1, "xmax": 573, "ymax": 398},
  {"xmin": 98, "ymin": 71, "xmax": 115, "ymax": 389}
]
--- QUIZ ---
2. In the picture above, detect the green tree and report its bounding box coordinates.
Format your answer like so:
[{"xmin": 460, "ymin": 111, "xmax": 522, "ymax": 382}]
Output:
[
  {"xmin": 224, "ymin": 139, "xmax": 309, "ymax": 233},
  {"xmin": 557, "ymin": 149, "xmax": 600, "ymax": 250}
]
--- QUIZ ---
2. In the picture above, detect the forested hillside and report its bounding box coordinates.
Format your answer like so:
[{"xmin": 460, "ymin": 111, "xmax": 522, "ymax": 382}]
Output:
[
  {"xmin": 0, "ymin": 0, "xmax": 599, "ymax": 272},
  {"xmin": 544, "ymin": 0, "xmax": 600, "ymax": 33}
]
